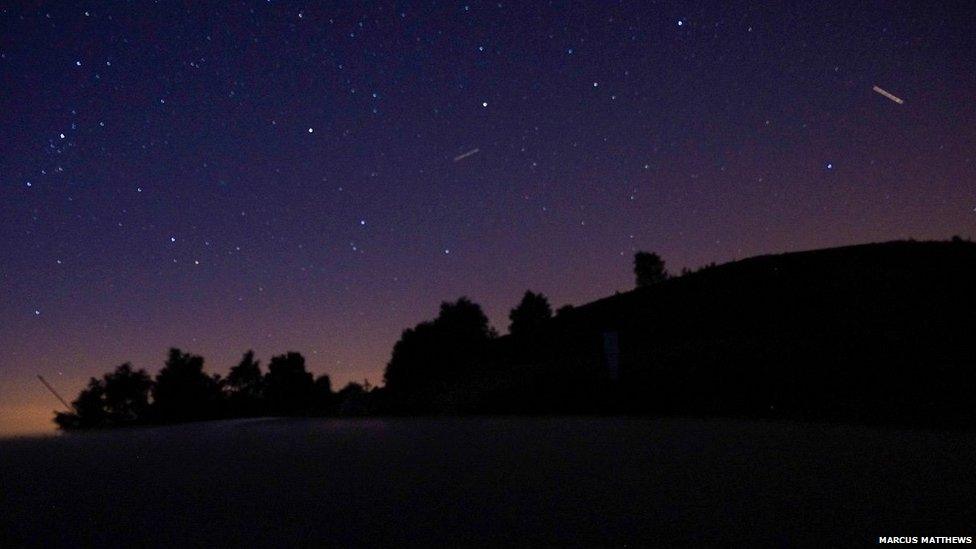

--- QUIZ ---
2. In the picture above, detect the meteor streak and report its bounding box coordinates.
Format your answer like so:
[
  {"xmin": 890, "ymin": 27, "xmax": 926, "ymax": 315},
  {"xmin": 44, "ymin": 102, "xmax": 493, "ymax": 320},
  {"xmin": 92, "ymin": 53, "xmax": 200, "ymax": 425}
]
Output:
[
  {"xmin": 453, "ymin": 148, "xmax": 480, "ymax": 162},
  {"xmin": 872, "ymin": 85, "xmax": 904, "ymax": 104}
]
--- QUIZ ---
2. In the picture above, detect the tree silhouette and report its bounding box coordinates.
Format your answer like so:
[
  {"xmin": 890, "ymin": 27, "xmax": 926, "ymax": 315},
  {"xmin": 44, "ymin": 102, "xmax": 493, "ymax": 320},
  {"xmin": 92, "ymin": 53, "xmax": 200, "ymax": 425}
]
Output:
[
  {"xmin": 102, "ymin": 363, "xmax": 152, "ymax": 424},
  {"xmin": 436, "ymin": 297, "xmax": 496, "ymax": 342},
  {"xmin": 54, "ymin": 377, "xmax": 107, "ymax": 429},
  {"xmin": 383, "ymin": 297, "xmax": 495, "ymax": 407},
  {"xmin": 152, "ymin": 348, "xmax": 221, "ymax": 423},
  {"xmin": 336, "ymin": 381, "xmax": 369, "ymax": 415},
  {"xmin": 225, "ymin": 350, "xmax": 265, "ymax": 416},
  {"xmin": 265, "ymin": 352, "xmax": 314, "ymax": 415},
  {"xmin": 383, "ymin": 320, "xmax": 438, "ymax": 396},
  {"xmin": 53, "ymin": 363, "xmax": 152, "ymax": 429},
  {"xmin": 312, "ymin": 374, "xmax": 335, "ymax": 415},
  {"xmin": 509, "ymin": 290, "xmax": 553, "ymax": 336},
  {"xmin": 635, "ymin": 251, "xmax": 668, "ymax": 287}
]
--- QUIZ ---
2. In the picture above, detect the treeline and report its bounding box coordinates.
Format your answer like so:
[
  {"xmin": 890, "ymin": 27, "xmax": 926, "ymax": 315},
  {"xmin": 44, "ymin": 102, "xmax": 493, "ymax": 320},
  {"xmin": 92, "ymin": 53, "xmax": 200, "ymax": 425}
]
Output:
[
  {"xmin": 54, "ymin": 290, "xmax": 581, "ymax": 429},
  {"xmin": 47, "ymin": 249, "xmax": 786, "ymax": 429},
  {"xmin": 55, "ymin": 238, "xmax": 976, "ymax": 429},
  {"xmin": 54, "ymin": 349, "xmax": 376, "ymax": 429},
  {"xmin": 54, "ymin": 282, "xmax": 614, "ymax": 429}
]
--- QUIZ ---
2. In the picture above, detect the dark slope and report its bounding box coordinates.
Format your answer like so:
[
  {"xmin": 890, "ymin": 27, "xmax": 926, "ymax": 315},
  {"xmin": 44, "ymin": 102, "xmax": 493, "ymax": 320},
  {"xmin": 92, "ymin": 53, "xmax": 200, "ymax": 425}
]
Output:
[{"xmin": 488, "ymin": 239, "xmax": 976, "ymax": 425}]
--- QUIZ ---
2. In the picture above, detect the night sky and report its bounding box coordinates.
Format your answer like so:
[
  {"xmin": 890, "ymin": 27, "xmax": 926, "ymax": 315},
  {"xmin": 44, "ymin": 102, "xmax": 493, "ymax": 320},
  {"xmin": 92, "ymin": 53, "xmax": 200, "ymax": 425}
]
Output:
[{"xmin": 2, "ymin": 2, "xmax": 974, "ymax": 434}]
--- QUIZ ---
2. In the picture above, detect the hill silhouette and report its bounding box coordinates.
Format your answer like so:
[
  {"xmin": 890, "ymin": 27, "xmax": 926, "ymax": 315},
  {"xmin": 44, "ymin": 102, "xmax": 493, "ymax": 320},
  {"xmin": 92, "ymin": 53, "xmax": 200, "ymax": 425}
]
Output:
[
  {"xmin": 53, "ymin": 238, "xmax": 976, "ymax": 429},
  {"xmin": 471, "ymin": 238, "xmax": 976, "ymax": 424}
]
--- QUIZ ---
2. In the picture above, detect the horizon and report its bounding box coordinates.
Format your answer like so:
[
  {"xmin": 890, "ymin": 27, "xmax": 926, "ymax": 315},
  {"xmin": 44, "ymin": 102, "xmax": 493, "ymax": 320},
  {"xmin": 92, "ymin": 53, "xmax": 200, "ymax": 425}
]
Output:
[
  {"xmin": 3, "ymin": 2, "xmax": 975, "ymax": 436},
  {"xmin": 5, "ymin": 236, "xmax": 972, "ymax": 436}
]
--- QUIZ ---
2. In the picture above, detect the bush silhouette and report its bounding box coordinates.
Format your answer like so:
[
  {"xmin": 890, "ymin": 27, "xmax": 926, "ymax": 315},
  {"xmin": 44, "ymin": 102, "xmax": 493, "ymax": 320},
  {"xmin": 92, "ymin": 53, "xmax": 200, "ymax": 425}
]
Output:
[{"xmin": 336, "ymin": 381, "xmax": 371, "ymax": 415}]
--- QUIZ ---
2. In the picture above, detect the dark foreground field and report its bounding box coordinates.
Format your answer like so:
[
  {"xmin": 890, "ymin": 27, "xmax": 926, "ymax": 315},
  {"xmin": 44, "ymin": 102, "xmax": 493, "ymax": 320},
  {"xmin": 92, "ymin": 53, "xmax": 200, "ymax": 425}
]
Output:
[{"xmin": 2, "ymin": 417, "xmax": 974, "ymax": 547}]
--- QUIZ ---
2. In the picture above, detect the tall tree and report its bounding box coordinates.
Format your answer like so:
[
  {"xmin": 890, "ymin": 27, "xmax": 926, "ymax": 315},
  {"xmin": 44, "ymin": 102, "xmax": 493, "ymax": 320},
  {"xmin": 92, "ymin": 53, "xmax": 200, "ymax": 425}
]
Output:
[
  {"xmin": 152, "ymin": 348, "xmax": 222, "ymax": 423},
  {"xmin": 383, "ymin": 321, "xmax": 438, "ymax": 396},
  {"xmin": 635, "ymin": 251, "xmax": 668, "ymax": 287},
  {"xmin": 226, "ymin": 350, "xmax": 265, "ymax": 416},
  {"xmin": 508, "ymin": 290, "xmax": 553, "ymax": 336}
]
